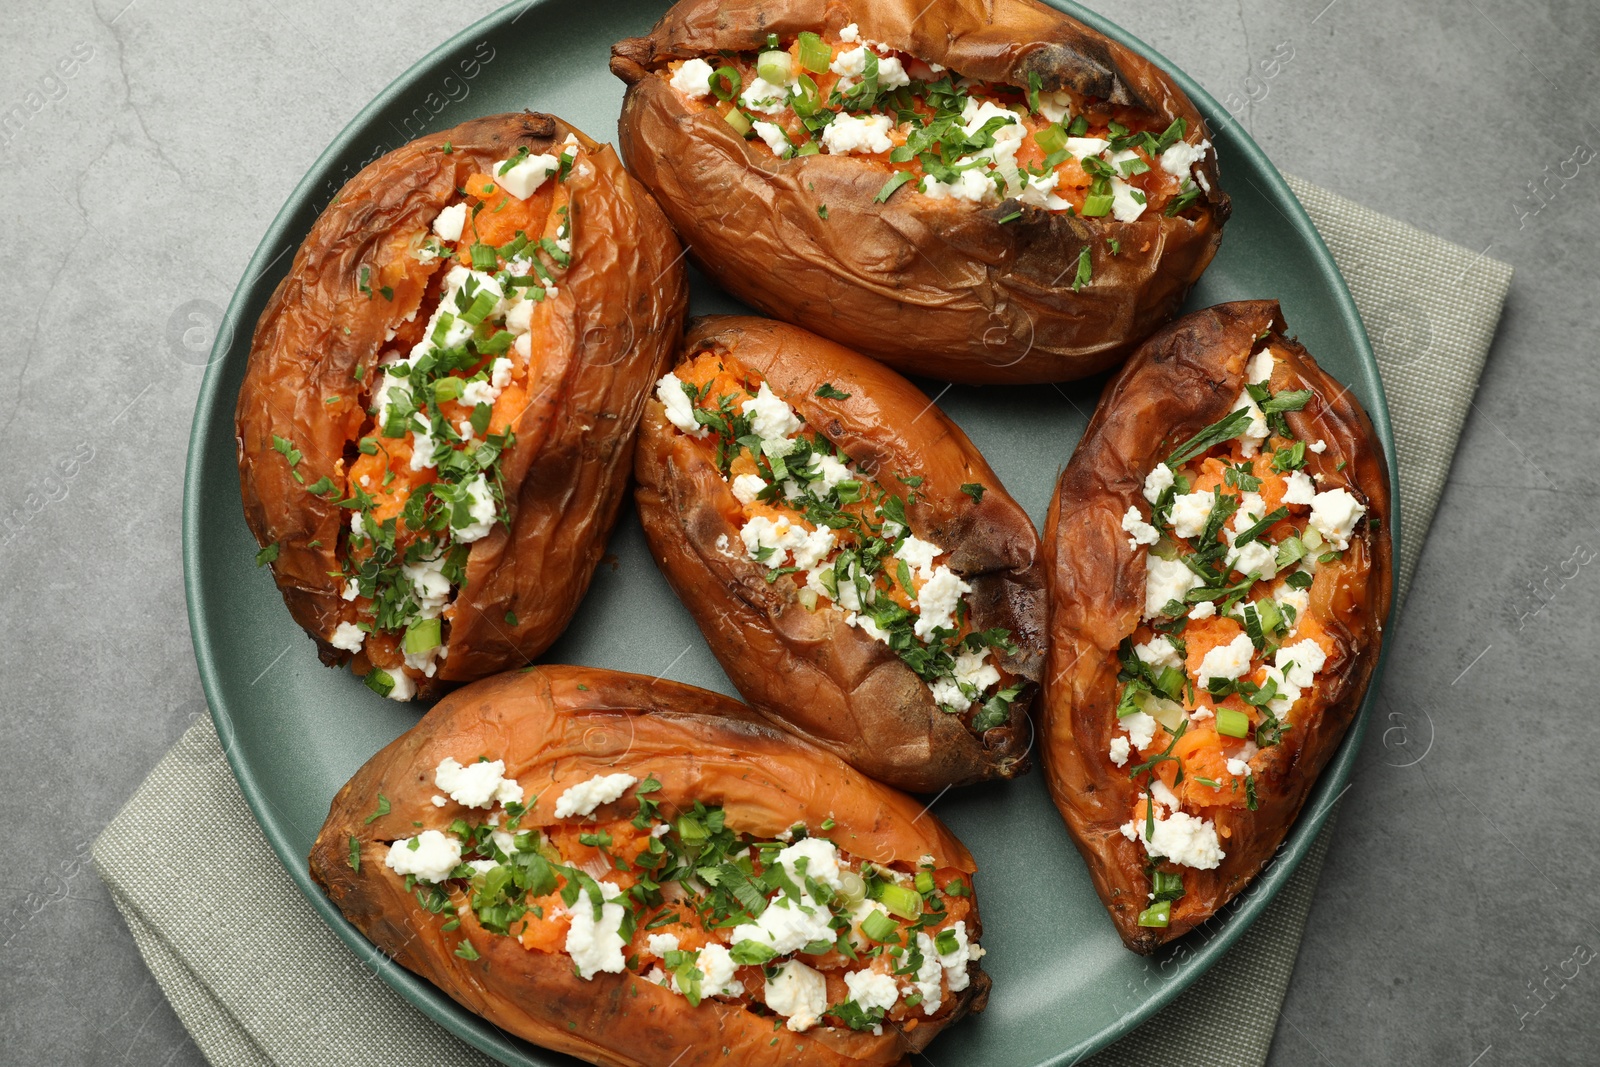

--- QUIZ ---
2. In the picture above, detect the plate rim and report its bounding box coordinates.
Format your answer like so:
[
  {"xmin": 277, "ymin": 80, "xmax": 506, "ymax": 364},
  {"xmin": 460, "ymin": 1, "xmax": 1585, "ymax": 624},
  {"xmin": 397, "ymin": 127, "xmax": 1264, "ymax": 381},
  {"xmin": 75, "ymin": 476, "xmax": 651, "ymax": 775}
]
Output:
[{"xmin": 182, "ymin": 1, "xmax": 1402, "ymax": 1062}]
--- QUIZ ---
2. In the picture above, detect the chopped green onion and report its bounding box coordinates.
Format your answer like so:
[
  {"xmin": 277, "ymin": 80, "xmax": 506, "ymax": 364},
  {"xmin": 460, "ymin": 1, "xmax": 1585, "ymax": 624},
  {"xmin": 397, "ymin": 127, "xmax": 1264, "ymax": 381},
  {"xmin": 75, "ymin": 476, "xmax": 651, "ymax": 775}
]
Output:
[
  {"xmin": 914, "ymin": 870, "xmax": 936, "ymax": 894},
  {"xmin": 1071, "ymin": 245, "xmax": 1093, "ymax": 291},
  {"xmin": 364, "ymin": 669, "xmax": 395, "ymax": 697},
  {"xmin": 1080, "ymin": 192, "xmax": 1113, "ymax": 217},
  {"xmin": 860, "ymin": 909, "xmax": 901, "ymax": 944},
  {"xmin": 757, "ymin": 50, "xmax": 794, "ymax": 86},
  {"xmin": 837, "ymin": 870, "xmax": 867, "ymax": 907},
  {"xmin": 872, "ymin": 882, "xmax": 923, "ymax": 920},
  {"xmin": 1216, "ymin": 708, "xmax": 1250, "ymax": 738},
  {"xmin": 254, "ymin": 543, "xmax": 279, "ymax": 567},
  {"xmin": 935, "ymin": 928, "xmax": 960, "ymax": 955},
  {"xmin": 433, "ymin": 377, "xmax": 464, "ymax": 404},
  {"xmin": 1137, "ymin": 900, "xmax": 1171, "ymax": 927},
  {"xmin": 875, "ymin": 170, "xmax": 916, "ymax": 203},
  {"xmin": 723, "ymin": 108, "xmax": 753, "ymax": 137},
  {"xmin": 790, "ymin": 73, "xmax": 822, "ymax": 117},
  {"xmin": 797, "ymin": 32, "xmax": 831, "ymax": 73},
  {"xmin": 1151, "ymin": 870, "xmax": 1185, "ymax": 902},
  {"xmin": 1284, "ymin": 571, "xmax": 1314, "ymax": 590},
  {"xmin": 1034, "ymin": 123, "xmax": 1068, "ymax": 154},
  {"xmin": 708, "ymin": 65, "xmax": 741, "ymax": 102},
  {"xmin": 402, "ymin": 617, "xmax": 442, "ymax": 654}
]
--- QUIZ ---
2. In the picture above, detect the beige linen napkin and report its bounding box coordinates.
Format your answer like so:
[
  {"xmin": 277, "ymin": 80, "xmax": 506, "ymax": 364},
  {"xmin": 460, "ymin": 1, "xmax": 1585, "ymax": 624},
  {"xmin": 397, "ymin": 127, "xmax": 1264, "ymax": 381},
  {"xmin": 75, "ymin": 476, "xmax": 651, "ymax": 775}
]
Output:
[{"xmin": 95, "ymin": 175, "xmax": 1512, "ymax": 1067}]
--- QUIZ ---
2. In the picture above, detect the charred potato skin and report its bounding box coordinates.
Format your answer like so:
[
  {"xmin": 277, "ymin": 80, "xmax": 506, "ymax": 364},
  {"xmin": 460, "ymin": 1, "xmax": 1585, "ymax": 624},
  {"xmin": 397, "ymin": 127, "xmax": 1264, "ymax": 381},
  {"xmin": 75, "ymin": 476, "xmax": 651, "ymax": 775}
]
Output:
[
  {"xmin": 633, "ymin": 316, "xmax": 1045, "ymax": 794},
  {"xmin": 309, "ymin": 666, "xmax": 990, "ymax": 1067},
  {"xmin": 610, "ymin": 0, "xmax": 1229, "ymax": 385},
  {"xmin": 236, "ymin": 113, "xmax": 688, "ymax": 695},
  {"xmin": 1040, "ymin": 300, "xmax": 1392, "ymax": 952}
]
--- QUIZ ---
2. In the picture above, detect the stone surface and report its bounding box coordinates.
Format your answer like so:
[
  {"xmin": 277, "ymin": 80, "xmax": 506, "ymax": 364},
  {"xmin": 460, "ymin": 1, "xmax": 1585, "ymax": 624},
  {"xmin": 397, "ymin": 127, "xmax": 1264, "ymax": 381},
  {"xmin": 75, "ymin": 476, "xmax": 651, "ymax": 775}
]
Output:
[{"xmin": 0, "ymin": 1, "xmax": 1595, "ymax": 1065}]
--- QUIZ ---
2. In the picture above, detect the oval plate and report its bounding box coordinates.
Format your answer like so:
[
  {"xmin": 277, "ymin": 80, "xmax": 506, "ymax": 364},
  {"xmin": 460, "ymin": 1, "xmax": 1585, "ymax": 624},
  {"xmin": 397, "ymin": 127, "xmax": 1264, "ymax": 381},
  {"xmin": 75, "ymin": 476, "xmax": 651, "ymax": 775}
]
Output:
[{"xmin": 183, "ymin": 1, "xmax": 1400, "ymax": 1063}]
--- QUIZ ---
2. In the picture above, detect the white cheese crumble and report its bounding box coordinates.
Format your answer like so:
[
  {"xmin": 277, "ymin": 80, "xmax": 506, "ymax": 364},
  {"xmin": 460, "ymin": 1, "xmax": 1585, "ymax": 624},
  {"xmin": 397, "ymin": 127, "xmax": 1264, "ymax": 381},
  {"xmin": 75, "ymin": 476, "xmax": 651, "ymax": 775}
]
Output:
[
  {"xmin": 732, "ymin": 891, "xmax": 836, "ymax": 956},
  {"xmin": 741, "ymin": 75, "xmax": 793, "ymax": 114},
  {"xmin": 1143, "ymin": 463, "xmax": 1175, "ymax": 503},
  {"xmin": 731, "ymin": 473, "xmax": 768, "ymax": 505},
  {"xmin": 656, "ymin": 372, "xmax": 706, "ymax": 436},
  {"xmin": 1309, "ymin": 488, "xmax": 1366, "ymax": 550},
  {"xmin": 384, "ymin": 830, "xmax": 461, "ymax": 883},
  {"xmin": 774, "ymin": 837, "xmax": 844, "ymax": 890},
  {"xmin": 670, "ymin": 57, "xmax": 715, "ymax": 98},
  {"xmin": 751, "ymin": 119, "xmax": 790, "ymax": 156},
  {"xmin": 1226, "ymin": 535, "xmax": 1277, "ymax": 580},
  {"xmin": 1309, "ymin": 439, "xmax": 1328, "ymax": 454},
  {"xmin": 1120, "ymin": 710, "xmax": 1158, "ymax": 751},
  {"xmin": 1134, "ymin": 635, "xmax": 1183, "ymax": 672},
  {"xmin": 1122, "ymin": 505, "xmax": 1159, "ymax": 548},
  {"xmin": 1188, "ymin": 600, "xmax": 1217, "ymax": 620},
  {"xmin": 434, "ymin": 757, "xmax": 524, "ymax": 809},
  {"xmin": 451, "ymin": 473, "xmax": 497, "ymax": 543},
  {"xmin": 1195, "ymin": 633, "xmax": 1255, "ymax": 686},
  {"xmin": 493, "ymin": 153, "xmax": 559, "ymax": 200},
  {"xmin": 385, "ymin": 669, "xmax": 417, "ymax": 701},
  {"xmin": 1169, "ymin": 491, "xmax": 1214, "ymax": 539},
  {"xmin": 431, "ymin": 203, "xmax": 466, "ymax": 243},
  {"xmin": 741, "ymin": 381, "xmax": 803, "ymax": 441},
  {"xmin": 895, "ymin": 535, "xmax": 941, "ymax": 580},
  {"xmin": 1246, "ymin": 348, "xmax": 1275, "ymax": 384},
  {"xmin": 821, "ymin": 113, "xmax": 894, "ymax": 154},
  {"xmin": 553, "ymin": 773, "xmax": 638, "ymax": 818},
  {"xmin": 1283, "ymin": 470, "xmax": 1316, "ymax": 506},
  {"xmin": 1124, "ymin": 809, "xmax": 1224, "ymax": 870},
  {"xmin": 1235, "ymin": 390, "xmax": 1270, "ymax": 456},
  {"xmin": 928, "ymin": 647, "xmax": 1000, "ymax": 712},
  {"xmin": 913, "ymin": 566, "xmax": 970, "ymax": 639},
  {"xmin": 845, "ymin": 968, "xmax": 899, "ymax": 1013},
  {"xmin": 1145, "ymin": 555, "xmax": 1202, "ymax": 618},
  {"xmin": 1159, "ymin": 138, "xmax": 1210, "ymax": 180},
  {"xmin": 646, "ymin": 932, "xmax": 680, "ymax": 957},
  {"xmin": 1226, "ymin": 757, "xmax": 1253, "ymax": 778},
  {"xmin": 330, "ymin": 621, "xmax": 365, "ymax": 652},
  {"xmin": 698, "ymin": 943, "xmax": 745, "ymax": 998},
  {"xmin": 764, "ymin": 960, "xmax": 827, "ymax": 1032},
  {"xmin": 839, "ymin": 22, "xmax": 860, "ymax": 42},
  {"xmin": 1109, "ymin": 735, "xmax": 1131, "ymax": 766},
  {"xmin": 565, "ymin": 879, "xmax": 629, "ymax": 979},
  {"xmin": 912, "ymin": 933, "xmax": 944, "ymax": 1015}
]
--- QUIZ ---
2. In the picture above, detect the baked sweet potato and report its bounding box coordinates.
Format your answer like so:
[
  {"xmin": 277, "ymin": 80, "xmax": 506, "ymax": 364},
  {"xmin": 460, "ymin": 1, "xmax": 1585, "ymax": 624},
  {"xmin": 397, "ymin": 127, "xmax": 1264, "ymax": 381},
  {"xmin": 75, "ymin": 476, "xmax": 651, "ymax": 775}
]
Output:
[
  {"xmin": 610, "ymin": 0, "xmax": 1229, "ymax": 385},
  {"xmin": 236, "ymin": 112, "xmax": 687, "ymax": 700},
  {"xmin": 310, "ymin": 666, "xmax": 990, "ymax": 1065},
  {"xmin": 1040, "ymin": 300, "xmax": 1392, "ymax": 952},
  {"xmin": 633, "ymin": 316, "xmax": 1045, "ymax": 793}
]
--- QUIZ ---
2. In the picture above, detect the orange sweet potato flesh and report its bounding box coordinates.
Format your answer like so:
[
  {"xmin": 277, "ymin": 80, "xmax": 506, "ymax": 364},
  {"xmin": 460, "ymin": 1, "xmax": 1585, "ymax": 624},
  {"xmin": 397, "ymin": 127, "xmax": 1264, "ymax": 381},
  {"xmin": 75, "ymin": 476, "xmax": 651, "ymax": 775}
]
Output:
[
  {"xmin": 610, "ymin": 0, "xmax": 1229, "ymax": 384},
  {"xmin": 309, "ymin": 666, "xmax": 989, "ymax": 1067},
  {"xmin": 1041, "ymin": 300, "xmax": 1393, "ymax": 952},
  {"xmin": 633, "ymin": 316, "xmax": 1046, "ymax": 792},
  {"xmin": 235, "ymin": 113, "xmax": 688, "ymax": 696}
]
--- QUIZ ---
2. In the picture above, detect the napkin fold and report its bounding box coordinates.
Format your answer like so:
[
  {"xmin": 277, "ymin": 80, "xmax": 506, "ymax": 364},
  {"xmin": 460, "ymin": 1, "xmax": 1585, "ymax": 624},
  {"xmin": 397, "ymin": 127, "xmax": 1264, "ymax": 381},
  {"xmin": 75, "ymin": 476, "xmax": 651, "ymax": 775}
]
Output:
[{"xmin": 96, "ymin": 174, "xmax": 1511, "ymax": 1067}]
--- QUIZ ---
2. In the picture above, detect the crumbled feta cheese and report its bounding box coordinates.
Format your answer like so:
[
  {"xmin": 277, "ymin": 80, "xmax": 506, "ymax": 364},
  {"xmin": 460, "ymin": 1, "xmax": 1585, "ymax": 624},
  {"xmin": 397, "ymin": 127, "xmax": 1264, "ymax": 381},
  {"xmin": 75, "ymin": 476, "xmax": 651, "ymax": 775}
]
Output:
[
  {"xmin": 646, "ymin": 932, "xmax": 680, "ymax": 957},
  {"xmin": 790, "ymin": 526, "xmax": 835, "ymax": 570},
  {"xmin": 913, "ymin": 566, "xmax": 970, "ymax": 639},
  {"xmin": 895, "ymin": 535, "xmax": 942, "ymax": 580},
  {"xmin": 920, "ymin": 167, "xmax": 993, "ymax": 202},
  {"xmin": 1109, "ymin": 175, "xmax": 1147, "ymax": 222},
  {"xmin": 1122, "ymin": 505, "xmax": 1159, "ymax": 548},
  {"xmin": 385, "ymin": 669, "xmax": 417, "ymax": 701},
  {"xmin": 330, "ymin": 621, "xmax": 365, "ymax": 652},
  {"xmin": 1066, "ymin": 136, "xmax": 1110, "ymax": 158},
  {"xmin": 733, "ymin": 893, "xmax": 836, "ymax": 956},
  {"xmin": 1309, "ymin": 439, "xmax": 1328, "ymax": 454},
  {"xmin": 490, "ymin": 357, "xmax": 512, "ymax": 389},
  {"xmin": 1283, "ymin": 470, "xmax": 1316, "ymax": 506},
  {"xmin": 656, "ymin": 372, "xmax": 706, "ymax": 437},
  {"xmin": 1109, "ymin": 736, "xmax": 1131, "ymax": 766},
  {"xmin": 731, "ymin": 473, "xmax": 767, "ymax": 505},
  {"xmin": 1149, "ymin": 778, "xmax": 1182, "ymax": 811},
  {"xmin": 400, "ymin": 552, "xmax": 452, "ymax": 619},
  {"xmin": 1126, "ymin": 809, "xmax": 1224, "ymax": 870},
  {"xmin": 384, "ymin": 830, "xmax": 461, "ymax": 882},
  {"xmin": 1309, "ymin": 488, "xmax": 1366, "ymax": 550},
  {"xmin": 698, "ymin": 942, "xmax": 745, "ymax": 998},
  {"xmin": 408, "ymin": 420, "xmax": 438, "ymax": 471},
  {"xmin": 1227, "ymin": 536, "xmax": 1277, "ymax": 580},
  {"xmin": 774, "ymin": 838, "xmax": 843, "ymax": 890},
  {"xmin": 929, "ymin": 647, "xmax": 1000, "ymax": 712},
  {"xmin": 1235, "ymin": 390, "xmax": 1269, "ymax": 456},
  {"xmin": 1274, "ymin": 582, "xmax": 1310, "ymax": 629},
  {"xmin": 820, "ymin": 112, "xmax": 894, "ymax": 155},
  {"xmin": 1226, "ymin": 757, "xmax": 1253, "ymax": 778},
  {"xmin": 741, "ymin": 381, "xmax": 802, "ymax": 441},
  {"xmin": 751, "ymin": 119, "xmax": 790, "ymax": 156},
  {"xmin": 431, "ymin": 202, "xmax": 466, "ymax": 242},
  {"xmin": 434, "ymin": 757, "xmax": 524, "ymax": 809},
  {"xmin": 839, "ymin": 23, "xmax": 860, "ymax": 42},
  {"xmin": 670, "ymin": 57, "xmax": 715, "ymax": 98},
  {"xmin": 341, "ymin": 579, "xmax": 360, "ymax": 602},
  {"xmin": 1037, "ymin": 90, "xmax": 1073, "ymax": 124},
  {"xmin": 1145, "ymin": 555, "xmax": 1201, "ymax": 618},
  {"xmin": 493, "ymin": 153, "xmax": 560, "ymax": 200},
  {"xmin": 451, "ymin": 473, "xmax": 498, "ymax": 542},
  {"xmin": 740, "ymin": 75, "xmax": 792, "ymax": 114},
  {"xmin": 1120, "ymin": 710, "xmax": 1158, "ymax": 751},
  {"xmin": 1275, "ymin": 639, "xmax": 1328, "ymax": 690},
  {"xmin": 461, "ymin": 377, "xmax": 499, "ymax": 409},
  {"xmin": 1134, "ymin": 635, "xmax": 1183, "ymax": 672},
  {"xmin": 1143, "ymin": 463, "xmax": 1175, "ymax": 504},
  {"xmin": 741, "ymin": 514, "xmax": 813, "ymax": 567},
  {"xmin": 874, "ymin": 54, "xmax": 911, "ymax": 90},
  {"xmin": 846, "ymin": 611, "xmax": 890, "ymax": 643},
  {"xmin": 553, "ymin": 773, "xmax": 638, "ymax": 818},
  {"xmin": 764, "ymin": 960, "xmax": 827, "ymax": 1032},
  {"xmin": 1247, "ymin": 348, "xmax": 1275, "ymax": 385},
  {"xmin": 1188, "ymin": 600, "xmax": 1217, "ymax": 620},
  {"xmin": 912, "ymin": 933, "xmax": 944, "ymax": 1015},
  {"xmin": 806, "ymin": 453, "xmax": 853, "ymax": 492},
  {"xmin": 1017, "ymin": 170, "xmax": 1071, "ymax": 210},
  {"xmin": 1169, "ymin": 491, "xmax": 1214, "ymax": 539},
  {"xmin": 503, "ymin": 299, "xmax": 535, "ymax": 335},
  {"xmin": 1159, "ymin": 139, "xmax": 1210, "ymax": 180},
  {"xmin": 1196, "ymin": 633, "xmax": 1255, "ymax": 686},
  {"xmin": 1233, "ymin": 491, "xmax": 1267, "ymax": 529},
  {"xmin": 845, "ymin": 968, "xmax": 900, "ymax": 1013},
  {"xmin": 565, "ymin": 879, "xmax": 629, "ymax": 979},
  {"xmin": 830, "ymin": 46, "xmax": 868, "ymax": 79}
]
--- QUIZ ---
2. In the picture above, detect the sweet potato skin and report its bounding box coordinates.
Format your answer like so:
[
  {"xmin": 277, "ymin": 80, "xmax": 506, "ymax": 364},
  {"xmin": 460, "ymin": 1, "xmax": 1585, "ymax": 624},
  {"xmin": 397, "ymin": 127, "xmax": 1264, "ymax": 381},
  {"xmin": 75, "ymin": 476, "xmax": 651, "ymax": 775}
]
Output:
[
  {"xmin": 610, "ymin": 0, "xmax": 1229, "ymax": 385},
  {"xmin": 1040, "ymin": 300, "xmax": 1392, "ymax": 952},
  {"xmin": 633, "ymin": 316, "xmax": 1046, "ymax": 793},
  {"xmin": 309, "ymin": 666, "xmax": 988, "ymax": 1067},
  {"xmin": 235, "ymin": 112, "xmax": 688, "ymax": 696}
]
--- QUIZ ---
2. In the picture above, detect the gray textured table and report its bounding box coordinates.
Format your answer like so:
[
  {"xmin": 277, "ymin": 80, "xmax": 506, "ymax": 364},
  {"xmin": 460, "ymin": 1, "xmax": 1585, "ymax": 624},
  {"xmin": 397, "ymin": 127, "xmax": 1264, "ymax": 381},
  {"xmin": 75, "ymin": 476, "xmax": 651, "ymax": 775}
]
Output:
[{"xmin": 2, "ymin": 1, "xmax": 1595, "ymax": 1064}]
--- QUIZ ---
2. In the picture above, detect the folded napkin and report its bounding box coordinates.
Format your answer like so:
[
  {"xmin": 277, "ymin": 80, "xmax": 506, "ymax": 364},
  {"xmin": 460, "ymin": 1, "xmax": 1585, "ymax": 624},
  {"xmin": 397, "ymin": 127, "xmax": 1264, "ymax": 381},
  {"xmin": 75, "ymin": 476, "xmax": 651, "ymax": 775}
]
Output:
[{"xmin": 96, "ymin": 175, "xmax": 1511, "ymax": 1067}]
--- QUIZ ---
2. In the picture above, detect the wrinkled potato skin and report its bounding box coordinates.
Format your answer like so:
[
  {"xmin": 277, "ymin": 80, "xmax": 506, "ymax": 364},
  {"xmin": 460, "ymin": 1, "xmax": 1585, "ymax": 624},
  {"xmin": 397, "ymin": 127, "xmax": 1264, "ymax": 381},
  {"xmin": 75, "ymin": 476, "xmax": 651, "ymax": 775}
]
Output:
[
  {"xmin": 310, "ymin": 666, "xmax": 989, "ymax": 1066},
  {"xmin": 1041, "ymin": 301, "xmax": 1392, "ymax": 953},
  {"xmin": 236, "ymin": 113, "xmax": 687, "ymax": 695},
  {"xmin": 634, "ymin": 317, "xmax": 1045, "ymax": 794},
  {"xmin": 611, "ymin": 0, "xmax": 1229, "ymax": 385}
]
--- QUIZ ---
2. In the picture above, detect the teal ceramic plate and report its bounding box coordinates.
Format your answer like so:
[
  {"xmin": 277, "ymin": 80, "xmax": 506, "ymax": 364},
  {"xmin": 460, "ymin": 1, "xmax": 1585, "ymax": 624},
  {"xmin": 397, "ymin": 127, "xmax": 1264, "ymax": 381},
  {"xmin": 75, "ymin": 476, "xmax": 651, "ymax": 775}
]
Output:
[{"xmin": 184, "ymin": 1, "xmax": 1400, "ymax": 1062}]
